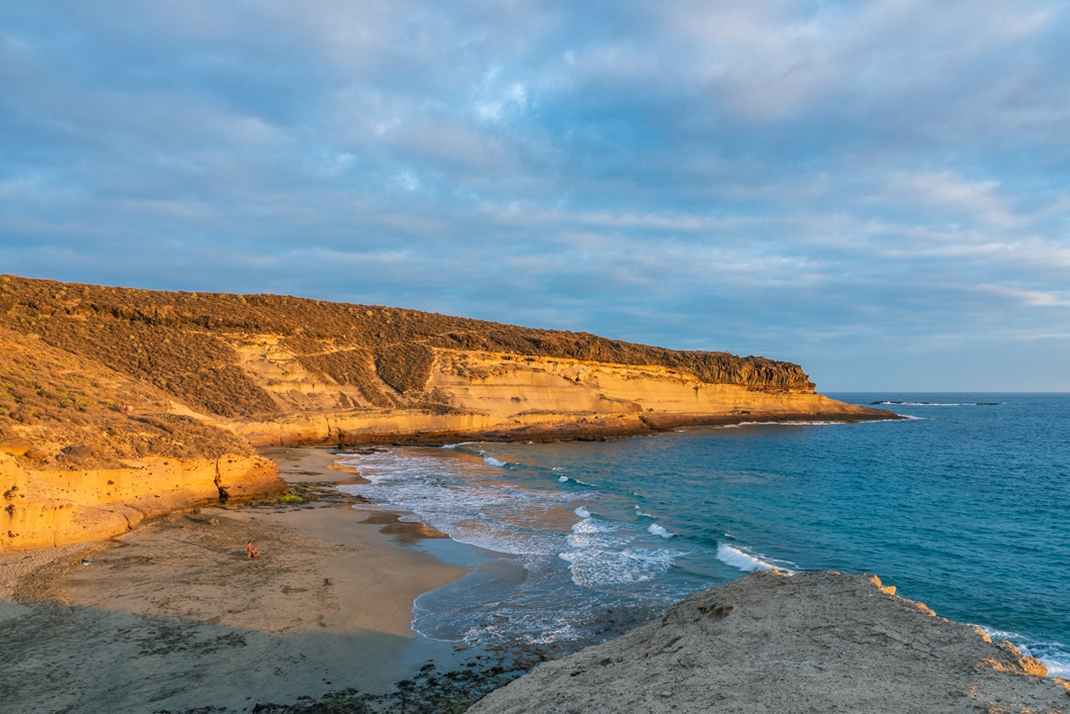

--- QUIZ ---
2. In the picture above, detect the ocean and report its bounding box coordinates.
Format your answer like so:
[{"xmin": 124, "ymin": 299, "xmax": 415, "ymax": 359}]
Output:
[{"xmin": 336, "ymin": 393, "xmax": 1069, "ymax": 675}]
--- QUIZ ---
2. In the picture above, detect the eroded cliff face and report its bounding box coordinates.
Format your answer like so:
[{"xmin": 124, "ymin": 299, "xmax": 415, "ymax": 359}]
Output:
[
  {"xmin": 0, "ymin": 324, "xmax": 285, "ymax": 552},
  {"xmin": 231, "ymin": 349, "xmax": 886, "ymax": 446},
  {"xmin": 0, "ymin": 453, "xmax": 281, "ymax": 552},
  {"xmin": 0, "ymin": 275, "xmax": 817, "ymax": 421},
  {"xmin": 0, "ymin": 275, "xmax": 893, "ymax": 450},
  {"xmin": 0, "ymin": 275, "xmax": 893, "ymax": 549}
]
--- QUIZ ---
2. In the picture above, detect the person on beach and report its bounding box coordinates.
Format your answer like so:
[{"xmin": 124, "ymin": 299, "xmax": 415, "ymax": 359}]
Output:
[{"xmin": 246, "ymin": 541, "xmax": 261, "ymax": 559}]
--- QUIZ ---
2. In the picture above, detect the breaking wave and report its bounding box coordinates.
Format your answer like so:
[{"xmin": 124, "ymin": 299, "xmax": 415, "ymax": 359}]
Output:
[{"xmin": 716, "ymin": 543, "xmax": 795, "ymax": 574}]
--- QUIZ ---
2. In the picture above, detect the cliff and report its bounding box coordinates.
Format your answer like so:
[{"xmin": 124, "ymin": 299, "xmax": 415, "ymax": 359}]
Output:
[
  {"xmin": 0, "ymin": 274, "xmax": 894, "ymax": 550},
  {"xmin": 0, "ymin": 275, "xmax": 893, "ymax": 450},
  {"xmin": 0, "ymin": 323, "xmax": 284, "ymax": 552},
  {"xmin": 469, "ymin": 571, "xmax": 1068, "ymax": 714}
]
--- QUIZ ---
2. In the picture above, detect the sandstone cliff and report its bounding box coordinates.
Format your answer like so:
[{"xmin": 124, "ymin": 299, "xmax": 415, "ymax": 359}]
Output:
[
  {"xmin": 0, "ymin": 274, "xmax": 894, "ymax": 550},
  {"xmin": 469, "ymin": 571, "xmax": 1068, "ymax": 714},
  {"xmin": 0, "ymin": 323, "xmax": 284, "ymax": 552},
  {"xmin": 0, "ymin": 275, "xmax": 893, "ymax": 451}
]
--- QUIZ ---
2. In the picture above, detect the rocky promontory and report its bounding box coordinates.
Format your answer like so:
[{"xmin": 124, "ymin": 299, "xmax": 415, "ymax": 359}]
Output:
[
  {"xmin": 469, "ymin": 571, "xmax": 1068, "ymax": 714},
  {"xmin": 0, "ymin": 275, "xmax": 894, "ymax": 446},
  {"xmin": 0, "ymin": 275, "xmax": 895, "ymax": 550}
]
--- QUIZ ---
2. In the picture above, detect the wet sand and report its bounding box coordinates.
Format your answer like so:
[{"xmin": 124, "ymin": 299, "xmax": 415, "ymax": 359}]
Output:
[{"xmin": 0, "ymin": 447, "xmax": 473, "ymax": 714}]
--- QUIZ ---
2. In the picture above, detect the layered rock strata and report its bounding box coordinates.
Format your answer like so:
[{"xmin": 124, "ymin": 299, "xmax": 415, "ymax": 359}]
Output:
[
  {"xmin": 0, "ymin": 275, "xmax": 894, "ymax": 549},
  {"xmin": 0, "ymin": 275, "xmax": 896, "ymax": 451},
  {"xmin": 0, "ymin": 321, "xmax": 285, "ymax": 552},
  {"xmin": 469, "ymin": 571, "xmax": 1068, "ymax": 714},
  {"xmin": 1, "ymin": 452, "xmax": 280, "ymax": 551}
]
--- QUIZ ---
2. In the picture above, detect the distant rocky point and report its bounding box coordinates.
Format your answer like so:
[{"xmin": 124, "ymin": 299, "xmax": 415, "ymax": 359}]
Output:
[{"xmin": 0, "ymin": 275, "xmax": 895, "ymax": 551}]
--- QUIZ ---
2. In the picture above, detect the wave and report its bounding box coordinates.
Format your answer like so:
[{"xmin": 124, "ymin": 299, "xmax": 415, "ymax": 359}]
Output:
[
  {"xmin": 574, "ymin": 506, "xmax": 591, "ymax": 518},
  {"xmin": 335, "ymin": 450, "xmax": 567, "ymax": 556},
  {"xmin": 869, "ymin": 401, "xmax": 1001, "ymax": 407},
  {"xmin": 559, "ymin": 548, "xmax": 681, "ymax": 587},
  {"xmin": 717, "ymin": 420, "xmax": 848, "ymax": 429},
  {"xmin": 438, "ymin": 442, "xmax": 513, "ymax": 469},
  {"xmin": 634, "ymin": 505, "xmax": 653, "ymax": 518},
  {"xmin": 978, "ymin": 626, "xmax": 1069, "ymax": 678},
  {"xmin": 567, "ymin": 518, "xmax": 622, "ymax": 550},
  {"xmin": 716, "ymin": 543, "xmax": 795, "ymax": 574},
  {"xmin": 558, "ymin": 475, "xmax": 569, "ymax": 482},
  {"xmin": 648, "ymin": 523, "xmax": 675, "ymax": 539}
]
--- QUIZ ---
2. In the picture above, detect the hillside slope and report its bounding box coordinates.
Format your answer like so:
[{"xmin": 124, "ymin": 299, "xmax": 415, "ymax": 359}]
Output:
[
  {"xmin": 0, "ymin": 274, "xmax": 893, "ymax": 551},
  {"xmin": 0, "ymin": 275, "xmax": 893, "ymax": 449},
  {"xmin": 0, "ymin": 323, "xmax": 281, "ymax": 552}
]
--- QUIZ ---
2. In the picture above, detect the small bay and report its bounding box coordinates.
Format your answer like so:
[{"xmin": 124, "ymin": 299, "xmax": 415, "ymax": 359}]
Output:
[{"xmin": 338, "ymin": 393, "xmax": 1069, "ymax": 675}]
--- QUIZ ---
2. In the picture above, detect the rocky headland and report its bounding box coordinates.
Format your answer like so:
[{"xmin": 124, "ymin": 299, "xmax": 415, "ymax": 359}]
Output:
[
  {"xmin": 0, "ymin": 274, "xmax": 893, "ymax": 551},
  {"xmin": 468, "ymin": 571, "xmax": 1069, "ymax": 714}
]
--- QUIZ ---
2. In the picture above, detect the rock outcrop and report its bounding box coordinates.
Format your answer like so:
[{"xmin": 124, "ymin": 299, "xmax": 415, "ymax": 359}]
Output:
[
  {"xmin": 0, "ymin": 275, "xmax": 896, "ymax": 451},
  {"xmin": 0, "ymin": 452, "xmax": 279, "ymax": 551},
  {"xmin": 0, "ymin": 274, "xmax": 895, "ymax": 550},
  {"xmin": 468, "ymin": 571, "xmax": 1068, "ymax": 714},
  {"xmin": 0, "ymin": 317, "xmax": 285, "ymax": 552}
]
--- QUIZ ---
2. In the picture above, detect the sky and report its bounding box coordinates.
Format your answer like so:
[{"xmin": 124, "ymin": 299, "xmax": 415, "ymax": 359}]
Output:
[{"xmin": 1, "ymin": 1, "xmax": 1068, "ymax": 391}]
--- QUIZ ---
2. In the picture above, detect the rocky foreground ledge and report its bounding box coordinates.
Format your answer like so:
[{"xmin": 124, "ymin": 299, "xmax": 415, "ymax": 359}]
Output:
[{"xmin": 469, "ymin": 571, "xmax": 1068, "ymax": 714}]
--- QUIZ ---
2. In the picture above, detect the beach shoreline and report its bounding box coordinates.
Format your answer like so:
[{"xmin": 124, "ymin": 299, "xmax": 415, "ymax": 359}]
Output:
[{"xmin": 0, "ymin": 446, "xmax": 506, "ymax": 713}]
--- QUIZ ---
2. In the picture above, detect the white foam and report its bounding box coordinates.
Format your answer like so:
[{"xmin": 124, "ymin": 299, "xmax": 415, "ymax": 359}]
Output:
[
  {"xmin": 567, "ymin": 524, "xmax": 622, "ymax": 550},
  {"xmin": 648, "ymin": 523, "xmax": 674, "ymax": 539},
  {"xmin": 566, "ymin": 515, "xmax": 626, "ymax": 549},
  {"xmin": 336, "ymin": 447, "xmax": 691, "ymax": 649},
  {"xmin": 335, "ymin": 449, "xmax": 568, "ymax": 556},
  {"xmin": 716, "ymin": 543, "xmax": 795, "ymax": 574},
  {"xmin": 483, "ymin": 455, "xmax": 507, "ymax": 467},
  {"xmin": 978, "ymin": 626, "xmax": 1069, "ymax": 678},
  {"xmin": 634, "ymin": 505, "xmax": 653, "ymax": 518},
  {"xmin": 731, "ymin": 420, "xmax": 846, "ymax": 427},
  {"xmin": 559, "ymin": 548, "xmax": 681, "ymax": 587},
  {"xmin": 869, "ymin": 401, "xmax": 998, "ymax": 407},
  {"xmin": 576, "ymin": 518, "xmax": 616, "ymax": 533},
  {"xmin": 1041, "ymin": 652, "xmax": 1070, "ymax": 678},
  {"xmin": 440, "ymin": 442, "xmax": 474, "ymax": 449}
]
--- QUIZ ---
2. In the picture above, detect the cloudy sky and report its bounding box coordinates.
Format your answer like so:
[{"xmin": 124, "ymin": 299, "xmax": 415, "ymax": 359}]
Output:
[{"xmin": 2, "ymin": 1, "xmax": 1068, "ymax": 391}]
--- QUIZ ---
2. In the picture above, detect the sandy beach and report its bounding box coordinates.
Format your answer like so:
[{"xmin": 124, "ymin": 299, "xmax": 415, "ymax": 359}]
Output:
[{"xmin": 0, "ymin": 447, "xmax": 478, "ymax": 714}]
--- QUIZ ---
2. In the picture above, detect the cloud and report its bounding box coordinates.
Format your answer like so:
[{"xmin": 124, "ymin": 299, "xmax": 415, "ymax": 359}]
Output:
[
  {"xmin": 0, "ymin": 0, "xmax": 1068, "ymax": 389},
  {"xmin": 474, "ymin": 68, "xmax": 529, "ymax": 122}
]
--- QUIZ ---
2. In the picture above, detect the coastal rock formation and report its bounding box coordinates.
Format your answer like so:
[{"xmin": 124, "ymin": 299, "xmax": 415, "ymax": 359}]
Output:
[
  {"xmin": 468, "ymin": 571, "xmax": 1068, "ymax": 714},
  {"xmin": 0, "ymin": 275, "xmax": 894, "ymax": 451},
  {"xmin": 0, "ymin": 452, "xmax": 279, "ymax": 551},
  {"xmin": 0, "ymin": 274, "xmax": 893, "ymax": 549},
  {"xmin": 0, "ymin": 322, "xmax": 285, "ymax": 552}
]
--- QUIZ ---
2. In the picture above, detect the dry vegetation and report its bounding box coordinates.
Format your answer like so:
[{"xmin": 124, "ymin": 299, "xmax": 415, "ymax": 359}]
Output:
[
  {"xmin": 0, "ymin": 275, "xmax": 814, "ymax": 424},
  {"xmin": 297, "ymin": 349, "xmax": 397, "ymax": 408},
  {"xmin": 0, "ymin": 327, "xmax": 253, "ymax": 470}
]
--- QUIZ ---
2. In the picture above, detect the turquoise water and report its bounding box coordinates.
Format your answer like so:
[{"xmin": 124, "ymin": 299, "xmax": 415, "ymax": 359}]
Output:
[{"xmin": 337, "ymin": 393, "xmax": 1069, "ymax": 674}]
